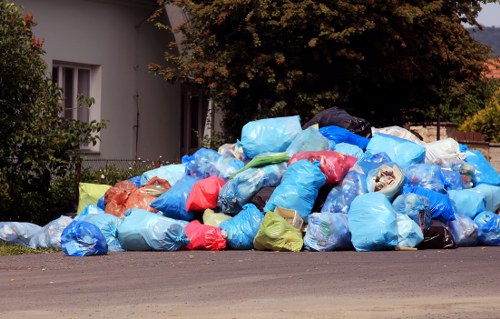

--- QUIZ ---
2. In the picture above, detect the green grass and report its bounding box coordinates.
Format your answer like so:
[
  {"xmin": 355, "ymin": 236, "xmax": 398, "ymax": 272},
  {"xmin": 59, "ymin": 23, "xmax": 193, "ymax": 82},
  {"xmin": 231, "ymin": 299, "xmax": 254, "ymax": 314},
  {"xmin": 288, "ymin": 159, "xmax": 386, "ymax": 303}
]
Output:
[{"xmin": 0, "ymin": 242, "xmax": 58, "ymax": 256}]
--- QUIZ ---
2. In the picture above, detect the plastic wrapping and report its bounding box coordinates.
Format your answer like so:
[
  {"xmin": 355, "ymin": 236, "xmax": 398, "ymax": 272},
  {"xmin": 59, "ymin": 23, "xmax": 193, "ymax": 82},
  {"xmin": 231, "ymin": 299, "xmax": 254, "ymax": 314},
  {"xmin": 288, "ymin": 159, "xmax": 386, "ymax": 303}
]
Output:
[
  {"xmin": 184, "ymin": 220, "xmax": 226, "ymax": 250},
  {"xmin": 402, "ymin": 185, "xmax": 456, "ymax": 222},
  {"xmin": 371, "ymin": 126, "xmax": 424, "ymax": 145},
  {"xmin": 424, "ymin": 138, "xmax": 465, "ymax": 163},
  {"xmin": 29, "ymin": 215, "xmax": 74, "ymax": 249},
  {"xmin": 304, "ymin": 212, "xmax": 352, "ymax": 252},
  {"xmin": 218, "ymin": 163, "xmax": 287, "ymax": 215},
  {"xmin": 76, "ymin": 183, "xmax": 112, "ymax": 215},
  {"xmin": 354, "ymin": 152, "xmax": 392, "ymax": 174},
  {"xmin": 253, "ymin": 212, "xmax": 304, "ymax": 252},
  {"xmin": 218, "ymin": 143, "xmax": 247, "ymax": 161},
  {"xmin": 182, "ymin": 148, "xmax": 244, "ymax": 180},
  {"xmin": 303, "ymin": 107, "xmax": 371, "ymax": 137},
  {"xmin": 140, "ymin": 163, "xmax": 186, "ymax": 187},
  {"xmin": 76, "ymin": 210, "xmax": 124, "ymax": 252},
  {"xmin": 61, "ymin": 221, "xmax": 108, "ymax": 256},
  {"xmin": 240, "ymin": 115, "xmax": 302, "ymax": 159},
  {"xmin": 117, "ymin": 208, "xmax": 189, "ymax": 251},
  {"xmin": 434, "ymin": 158, "xmax": 475, "ymax": 189},
  {"xmin": 474, "ymin": 211, "xmax": 500, "ymax": 246},
  {"xmin": 366, "ymin": 164, "xmax": 404, "ymax": 200},
  {"xmin": 447, "ymin": 189, "xmax": 486, "ymax": 220},
  {"xmin": 319, "ymin": 125, "xmax": 370, "ymax": 150},
  {"xmin": 402, "ymin": 164, "xmax": 446, "ymax": 193},
  {"xmin": 441, "ymin": 170, "xmax": 464, "ymax": 191},
  {"xmin": 202, "ymin": 209, "xmax": 232, "ymax": 227},
  {"xmin": 448, "ymin": 214, "xmax": 478, "ymax": 247},
  {"xmin": 418, "ymin": 220, "xmax": 456, "ymax": 249},
  {"xmin": 286, "ymin": 125, "xmax": 332, "ymax": 156},
  {"xmin": 0, "ymin": 222, "xmax": 42, "ymax": 247},
  {"xmin": 150, "ymin": 175, "xmax": 201, "ymax": 221},
  {"xmin": 392, "ymin": 194, "xmax": 432, "ymax": 231},
  {"xmin": 138, "ymin": 177, "xmax": 171, "ymax": 197},
  {"xmin": 466, "ymin": 184, "xmax": 500, "ymax": 213},
  {"xmin": 232, "ymin": 152, "xmax": 289, "ymax": 177},
  {"xmin": 465, "ymin": 150, "xmax": 500, "ymax": 186},
  {"xmin": 321, "ymin": 170, "xmax": 368, "ymax": 214},
  {"xmin": 334, "ymin": 142, "xmax": 364, "ymax": 159},
  {"xmin": 186, "ymin": 176, "xmax": 226, "ymax": 211},
  {"xmin": 288, "ymin": 150, "xmax": 357, "ymax": 186},
  {"xmin": 366, "ymin": 133, "xmax": 426, "ymax": 168},
  {"xmin": 219, "ymin": 203, "xmax": 264, "ymax": 250},
  {"xmin": 396, "ymin": 214, "xmax": 424, "ymax": 248},
  {"xmin": 264, "ymin": 160, "xmax": 326, "ymax": 222},
  {"xmin": 348, "ymin": 193, "xmax": 398, "ymax": 252}
]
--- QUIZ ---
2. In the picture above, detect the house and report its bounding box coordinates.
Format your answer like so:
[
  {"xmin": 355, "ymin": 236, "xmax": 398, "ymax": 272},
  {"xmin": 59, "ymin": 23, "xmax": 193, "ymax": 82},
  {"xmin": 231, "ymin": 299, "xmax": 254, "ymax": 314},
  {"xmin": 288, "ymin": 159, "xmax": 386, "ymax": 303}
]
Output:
[
  {"xmin": 15, "ymin": 0, "xmax": 209, "ymax": 163},
  {"xmin": 485, "ymin": 58, "xmax": 500, "ymax": 79}
]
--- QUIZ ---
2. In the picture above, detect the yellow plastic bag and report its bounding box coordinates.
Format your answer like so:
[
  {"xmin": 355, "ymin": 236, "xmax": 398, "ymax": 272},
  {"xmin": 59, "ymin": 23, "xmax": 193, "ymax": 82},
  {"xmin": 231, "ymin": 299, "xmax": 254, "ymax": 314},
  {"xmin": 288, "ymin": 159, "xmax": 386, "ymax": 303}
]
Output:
[
  {"xmin": 76, "ymin": 183, "xmax": 112, "ymax": 214},
  {"xmin": 253, "ymin": 212, "xmax": 303, "ymax": 252},
  {"xmin": 202, "ymin": 208, "xmax": 232, "ymax": 227}
]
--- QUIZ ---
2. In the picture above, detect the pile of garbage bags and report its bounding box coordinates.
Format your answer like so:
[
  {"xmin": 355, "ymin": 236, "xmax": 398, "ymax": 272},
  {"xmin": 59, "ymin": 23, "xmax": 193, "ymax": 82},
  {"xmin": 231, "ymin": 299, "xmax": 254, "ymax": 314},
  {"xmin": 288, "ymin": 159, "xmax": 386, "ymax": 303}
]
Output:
[{"xmin": 2, "ymin": 108, "xmax": 500, "ymax": 256}]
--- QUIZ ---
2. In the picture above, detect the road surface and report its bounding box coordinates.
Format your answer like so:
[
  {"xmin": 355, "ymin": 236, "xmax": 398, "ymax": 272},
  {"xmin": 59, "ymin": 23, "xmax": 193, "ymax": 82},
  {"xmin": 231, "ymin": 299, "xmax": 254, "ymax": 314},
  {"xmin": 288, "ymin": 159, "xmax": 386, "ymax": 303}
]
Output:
[{"xmin": 1, "ymin": 247, "xmax": 500, "ymax": 318}]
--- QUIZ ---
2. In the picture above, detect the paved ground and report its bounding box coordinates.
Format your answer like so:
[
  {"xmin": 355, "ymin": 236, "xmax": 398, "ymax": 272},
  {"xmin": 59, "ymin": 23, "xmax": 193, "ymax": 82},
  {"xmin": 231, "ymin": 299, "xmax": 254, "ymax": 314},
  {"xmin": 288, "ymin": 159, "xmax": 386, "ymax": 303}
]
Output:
[{"xmin": 1, "ymin": 247, "xmax": 500, "ymax": 319}]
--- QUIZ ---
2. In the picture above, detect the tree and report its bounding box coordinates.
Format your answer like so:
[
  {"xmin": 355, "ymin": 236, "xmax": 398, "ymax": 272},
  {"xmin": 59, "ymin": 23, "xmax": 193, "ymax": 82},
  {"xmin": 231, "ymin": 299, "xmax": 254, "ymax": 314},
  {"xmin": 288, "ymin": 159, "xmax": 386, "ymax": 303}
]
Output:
[
  {"xmin": 0, "ymin": 1, "xmax": 105, "ymax": 224},
  {"xmin": 150, "ymin": 0, "xmax": 498, "ymax": 139},
  {"xmin": 460, "ymin": 87, "xmax": 500, "ymax": 142}
]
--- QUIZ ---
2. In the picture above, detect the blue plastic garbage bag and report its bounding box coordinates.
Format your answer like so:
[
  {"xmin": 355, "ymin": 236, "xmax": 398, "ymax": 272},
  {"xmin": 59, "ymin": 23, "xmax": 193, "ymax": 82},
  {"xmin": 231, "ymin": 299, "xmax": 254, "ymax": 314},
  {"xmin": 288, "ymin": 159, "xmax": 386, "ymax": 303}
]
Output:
[
  {"xmin": 129, "ymin": 175, "xmax": 142, "ymax": 187},
  {"xmin": 319, "ymin": 125, "xmax": 370, "ymax": 150},
  {"xmin": 354, "ymin": 152, "xmax": 392, "ymax": 174},
  {"xmin": 76, "ymin": 212, "xmax": 124, "ymax": 252},
  {"xmin": 448, "ymin": 214, "xmax": 478, "ymax": 247},
  {"xmin": 0, "ymin": 222, "xmax": 42, "ymax": 247},
  {"xmin": 29, "ymin": 215, "xmax": 73, "ymax": 249},
  {"xmin": 396, "ymin": 214, "xmax": 424, "ymax": 248},
  {"xmin": 392, "ymin": 193, "xmax": 432, "ymax": 231},
  {"xmin": 474, "ymin": 211, "xmax": 500, "ymax": 246},
  {"xmin": 150, "ymin": 175, "xmax": 201, "ymax": 221},
  {"xmin": 264, "ymin": 160, "xmax": 326, "ymax": 222},
  {"xmin": 466, "ymin": 184, "xmax": 500, "ymax": 213},
  {"xmin": 441, "ymin": 169, "xmax": 464, "ymax": 191},
  {"xmin": 334, "ymin": 142, "xmax": 364, "ymax": 159},
  {"xmin": 447, "ymin": 189, "xmax": 486, "ymax": 220},
  {"xmin": 304, "ymin": 212, "xmax": 352, "ymax": 251},
  {"xmin": 402, "ymin": 185, "xmax": 456, "ymax": 222},
  {"xmin": 366, "ymin": 133, "xmax": 426, "ymax": 168},
  {"xmin": 464, "ymin": 150, "xmax": 500, "ymax": 186},
  {"xmin": 117, "ymin": 208, "xmax": 189, "ymax": 251},
  {"xmin": 182, "ymin": 148, "xmax": 244, "ymax": 180},
  {"xmin": 286, "ymin": 125, "xmax": 332, "ymax": 156},
  {"xmin": 74, "ymin": 204, "xmax": 105, "ymax": 221},
  {"xmin": 219, "ymin": 203, "xmax": 264, "ymax": 250},
  {"xmin": 321, "ymin": 170, "xmax": 368, "ymax": 214},
  {"xmin": 348, "ymin": 193, "xmax": 398, "ymax": 251},
  {"xmin": 403, "ymin": 164, "xmax": 446, "ymax": 193},
  {"xmin": 241, "ymin": 115, "xmax": 302, "ymax": 159},
  {"xmin": 97, "ymin": 195, "xmax": 106, "ymax": 210},
  {"xmin": 218, "ymin": 163, "xmax": 287, "ymax": 215},
  {"xmin": 140, "ymin": 163, "xmax": 186, "ymax": 186},
  {"xmin": 61, "ymin": 221, "xmax": 108, "ymax": 256}
]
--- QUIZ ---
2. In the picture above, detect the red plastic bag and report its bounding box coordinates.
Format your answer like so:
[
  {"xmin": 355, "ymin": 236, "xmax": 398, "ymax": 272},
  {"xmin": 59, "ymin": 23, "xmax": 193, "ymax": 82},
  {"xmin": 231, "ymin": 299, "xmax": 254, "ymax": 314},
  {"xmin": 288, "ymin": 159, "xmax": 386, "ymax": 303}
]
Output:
[
  {"xmin": 184, "ymin": 220, "xmax": 226, "ymax": 250},
  {"xmin": 289, "ymin": 150, "xmax": 357, "ymax": 186},
  {"xmin": 186, "ymin": 176, "xmax": 226, "ymax": 211},
  {"xmin": 105, "ymin": 180, "xmax": 137, "ymax": 217},
  {"xmin": 125, "ymin": 189, "xmax": 158, "ymax": 213}
]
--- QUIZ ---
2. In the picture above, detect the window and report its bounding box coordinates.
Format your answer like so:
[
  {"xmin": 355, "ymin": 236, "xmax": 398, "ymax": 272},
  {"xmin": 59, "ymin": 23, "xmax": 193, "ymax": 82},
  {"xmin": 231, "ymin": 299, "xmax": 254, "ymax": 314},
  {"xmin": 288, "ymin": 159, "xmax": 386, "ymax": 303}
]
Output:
[{"xmin": 52, "ymin": 62, "xmax": 101, "ymax": 152}]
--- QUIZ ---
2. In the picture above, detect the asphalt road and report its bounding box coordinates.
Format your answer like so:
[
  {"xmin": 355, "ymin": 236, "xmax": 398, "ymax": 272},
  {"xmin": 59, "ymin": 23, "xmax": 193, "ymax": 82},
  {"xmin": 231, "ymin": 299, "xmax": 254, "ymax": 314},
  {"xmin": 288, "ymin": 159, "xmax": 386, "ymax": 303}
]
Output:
[{"xmin": 1, "ymin": 247, "xmax": 500, "ymax": 319}]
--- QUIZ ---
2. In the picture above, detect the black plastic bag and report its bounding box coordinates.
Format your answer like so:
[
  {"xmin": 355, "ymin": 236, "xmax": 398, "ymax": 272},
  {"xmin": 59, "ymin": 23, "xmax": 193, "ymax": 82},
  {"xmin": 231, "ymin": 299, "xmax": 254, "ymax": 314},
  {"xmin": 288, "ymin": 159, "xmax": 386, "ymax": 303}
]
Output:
[
  {"xmin": 303, "ymin": 107, "xmax": 372, "ymax": 137},
  {"xmin": 250, "ymin": 187, "xmax": 276, "ymax": 212},
  {"xmin": 418, "ymin": 220, "xmax": 457, "ymax": 249}
]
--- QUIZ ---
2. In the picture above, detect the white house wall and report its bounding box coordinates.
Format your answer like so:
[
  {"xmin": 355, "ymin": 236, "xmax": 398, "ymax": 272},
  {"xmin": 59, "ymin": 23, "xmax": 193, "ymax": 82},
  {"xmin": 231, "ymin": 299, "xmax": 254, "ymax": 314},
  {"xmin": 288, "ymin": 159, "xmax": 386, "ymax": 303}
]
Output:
[{"xmin": 15, "ymin": 0, "xmax": 181, "ymax": 162}]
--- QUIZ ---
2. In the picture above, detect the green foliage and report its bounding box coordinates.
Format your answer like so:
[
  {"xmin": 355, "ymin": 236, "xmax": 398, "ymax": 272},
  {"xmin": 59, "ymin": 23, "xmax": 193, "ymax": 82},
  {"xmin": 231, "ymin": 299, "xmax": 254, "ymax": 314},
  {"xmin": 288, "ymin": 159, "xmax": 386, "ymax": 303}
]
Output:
[
  {"xmin": 459, "ymin": 89, "xmax": 500, "ymax": 142},
  {"xmin": 0, "ymin": 242, "xmax": 58, "ymax": 256},
  {"xmin": 150, "ymin": 0, "xmax": 497, "ymax": 139},
  {"xmin": 79, "ymin": 161, "xmax": 157, "ymax": 186},
  {"xmin": 0, "ymin": 2, "xmax": 105, "ymax": 225}
]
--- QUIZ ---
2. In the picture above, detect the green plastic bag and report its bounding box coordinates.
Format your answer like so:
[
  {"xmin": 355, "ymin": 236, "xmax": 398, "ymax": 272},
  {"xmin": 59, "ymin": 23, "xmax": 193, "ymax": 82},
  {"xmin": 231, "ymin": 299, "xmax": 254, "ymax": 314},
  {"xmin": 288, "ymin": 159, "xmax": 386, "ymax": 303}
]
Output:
[
  {"xmin": 231, "ymin": 152, "xmax": 290, "ymax": 177},
  {"xmin": 253, "ymin": 212, "xmax": 303, "ymax": 252},
  {"xmin": 202, "ymin": 208, "xmax": 232, "ymax": 227},
  {"xmin": 76, "ymin": 183, "xmax": 112, "ymax": 214}
]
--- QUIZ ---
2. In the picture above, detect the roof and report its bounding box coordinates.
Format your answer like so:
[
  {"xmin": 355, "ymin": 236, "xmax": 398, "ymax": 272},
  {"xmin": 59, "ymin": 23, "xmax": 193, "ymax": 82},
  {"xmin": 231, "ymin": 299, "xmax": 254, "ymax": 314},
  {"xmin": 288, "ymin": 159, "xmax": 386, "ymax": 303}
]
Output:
[{"xmin": 485, "ymin": 58, "xmax": 500, "ymax": 79}]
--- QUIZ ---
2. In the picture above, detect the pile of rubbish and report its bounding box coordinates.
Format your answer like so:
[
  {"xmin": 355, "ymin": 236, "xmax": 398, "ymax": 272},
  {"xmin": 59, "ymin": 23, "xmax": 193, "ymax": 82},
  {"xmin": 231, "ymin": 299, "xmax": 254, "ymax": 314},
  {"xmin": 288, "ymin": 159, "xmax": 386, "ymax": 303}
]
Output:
[{"xmin": 2, "ymin": 107, "xmax": 500, "ymax": 256}]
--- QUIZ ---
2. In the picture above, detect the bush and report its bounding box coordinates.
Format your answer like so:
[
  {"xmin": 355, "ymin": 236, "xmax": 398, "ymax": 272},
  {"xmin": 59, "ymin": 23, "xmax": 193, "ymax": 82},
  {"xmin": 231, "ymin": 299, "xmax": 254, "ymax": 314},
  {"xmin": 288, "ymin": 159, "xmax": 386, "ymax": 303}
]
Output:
[{"xmin": 460, "ymin": 90, "xmax": 500, "ymax": 143}]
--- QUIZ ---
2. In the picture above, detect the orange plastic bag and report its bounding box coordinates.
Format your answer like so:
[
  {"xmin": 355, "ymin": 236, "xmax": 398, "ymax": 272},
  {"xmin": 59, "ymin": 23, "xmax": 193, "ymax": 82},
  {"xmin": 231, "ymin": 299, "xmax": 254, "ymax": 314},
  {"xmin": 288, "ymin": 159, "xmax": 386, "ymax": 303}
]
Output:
[
  {"xmin": 139, "ymin": 177, "xmax": 171, "ymax": 197},
  {"xmin": 185, "ymin": 220, "xmax": 226, "ymax": 250},
  {"xmin": 289, "ymin": 150, "xmax": 357, "ymax": 186},
  {"xmin": 105, "ymin": 180, "xmax": 137, "ymax": 217},
  {"xmin": 125, "ymin": 189, "xmax": 157, "ymax": 213},
  {"xmin": 186, "ymin": 176, "xmax": 226, "ymax": 211}
]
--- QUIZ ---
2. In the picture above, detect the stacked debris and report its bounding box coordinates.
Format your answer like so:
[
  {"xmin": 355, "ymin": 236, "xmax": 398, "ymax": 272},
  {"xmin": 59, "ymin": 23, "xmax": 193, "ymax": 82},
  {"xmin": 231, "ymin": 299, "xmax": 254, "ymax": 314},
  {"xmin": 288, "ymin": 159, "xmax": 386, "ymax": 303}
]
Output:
[{"xmin": 2, "ymin": 108, "xmax": 500, "ymax": 255}]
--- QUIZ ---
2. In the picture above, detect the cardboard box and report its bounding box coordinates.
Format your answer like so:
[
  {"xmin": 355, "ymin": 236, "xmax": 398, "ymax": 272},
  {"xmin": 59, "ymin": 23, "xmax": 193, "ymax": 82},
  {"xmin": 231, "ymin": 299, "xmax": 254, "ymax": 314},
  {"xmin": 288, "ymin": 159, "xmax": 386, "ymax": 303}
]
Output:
[{"xmin": 274, "ymin": 206, "xmax": 304, "ymax": 231}]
